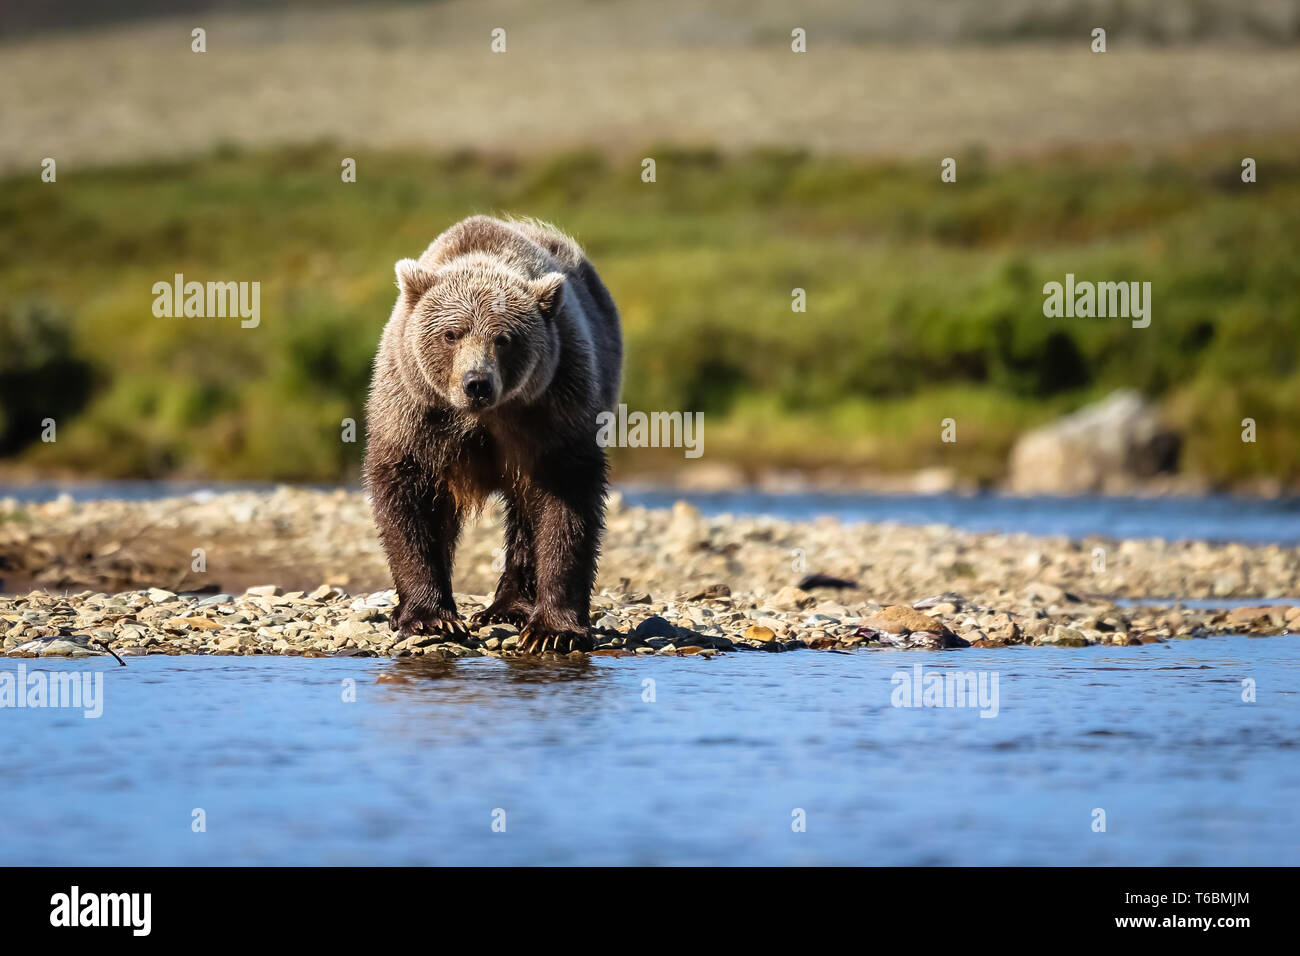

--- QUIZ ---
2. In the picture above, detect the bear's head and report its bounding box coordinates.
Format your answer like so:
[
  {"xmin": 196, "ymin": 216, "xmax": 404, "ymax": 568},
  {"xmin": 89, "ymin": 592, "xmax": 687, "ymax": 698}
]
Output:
[{"xmin": 394, "ymin": 256, "xmax": 564, "ymax": 412}]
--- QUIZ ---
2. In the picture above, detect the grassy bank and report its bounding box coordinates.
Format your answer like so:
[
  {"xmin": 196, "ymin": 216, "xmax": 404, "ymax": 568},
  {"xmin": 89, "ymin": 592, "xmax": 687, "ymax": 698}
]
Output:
[{"xmin": 1, "ymin": 136, "xmax": 1298, "ymax": 483}]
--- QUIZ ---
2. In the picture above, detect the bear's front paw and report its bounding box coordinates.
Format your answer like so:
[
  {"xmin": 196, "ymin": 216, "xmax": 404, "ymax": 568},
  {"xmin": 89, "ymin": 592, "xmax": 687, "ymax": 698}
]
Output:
[
  {"xmin": 517, "ymin": 608, "xmax": 593, "ymax": 655},
  {"xmin": 470, "ymin": 594, "xmax": 533, "ymax": 629},
  {"xmin": 389, "ymin": 601, "xmax": 469, "ymax": 641}
]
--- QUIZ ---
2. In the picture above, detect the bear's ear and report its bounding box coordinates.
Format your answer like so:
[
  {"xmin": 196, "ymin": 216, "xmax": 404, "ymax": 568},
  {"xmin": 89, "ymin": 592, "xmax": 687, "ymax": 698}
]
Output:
[
  {"xmin": 394, "ymin": 258, "xmax": 436, "ymax": 304},
  {"xmin": 529, "ymin": 272, "xmax": 566, "ymax": 321}
]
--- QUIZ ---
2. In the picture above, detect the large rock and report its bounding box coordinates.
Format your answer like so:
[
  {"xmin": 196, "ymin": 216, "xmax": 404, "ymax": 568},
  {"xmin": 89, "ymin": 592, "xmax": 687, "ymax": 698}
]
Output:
[
  {"xmin": 853, "ymin": 605, "xmax": 970, "ymax": 649},
  {"xmin": 1008, "ymin": 390, "xmax": 1180, "ymax": 493}
]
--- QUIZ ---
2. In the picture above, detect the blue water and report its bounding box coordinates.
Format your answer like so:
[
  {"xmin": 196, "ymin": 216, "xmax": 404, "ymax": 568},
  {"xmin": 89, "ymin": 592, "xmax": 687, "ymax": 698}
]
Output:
[
  {"xmin": 4, "ymin": 481, "xmax": 1298, "ymax": 543},
  {"xmin": 622, "ymin": 487, "xmax": 1300, "ymax": 544},
  {"xmin": 2, "ymin": 637, "xmax": 1297, "ymax": 865},
  {"xmin": 1117, "ymin": 597, "xmax": 1300, "ymax": 609}
]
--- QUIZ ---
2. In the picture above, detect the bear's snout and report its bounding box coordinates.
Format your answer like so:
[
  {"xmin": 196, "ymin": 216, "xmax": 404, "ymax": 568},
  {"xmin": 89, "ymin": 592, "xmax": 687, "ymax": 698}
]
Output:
[{"xmin": 461, "ymin": 370, "xmax": 497, "ymax": 408}]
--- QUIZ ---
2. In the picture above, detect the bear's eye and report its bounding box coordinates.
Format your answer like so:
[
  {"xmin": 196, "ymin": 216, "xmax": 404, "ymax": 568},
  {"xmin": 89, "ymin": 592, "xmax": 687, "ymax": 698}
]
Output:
[
  {"xmin": 443, "ymin": 330, "xmax": 460, "ymax": 344},
  {"xmin": 494, "ymin": 334, "xmax": 509, "ymax": 350}
]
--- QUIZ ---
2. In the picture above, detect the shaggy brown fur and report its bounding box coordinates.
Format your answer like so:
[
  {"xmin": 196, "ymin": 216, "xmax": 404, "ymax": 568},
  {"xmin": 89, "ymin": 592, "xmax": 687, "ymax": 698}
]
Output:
[{"xmin": 364, "ymin": 216, "xmax": 622, "ymax": 653}]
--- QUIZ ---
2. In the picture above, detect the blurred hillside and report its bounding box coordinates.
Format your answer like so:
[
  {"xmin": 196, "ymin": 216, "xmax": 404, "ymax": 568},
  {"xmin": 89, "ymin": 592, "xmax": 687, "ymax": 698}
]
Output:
[
  {"xmin": 6, "ymin": 0, "xmax": 1300, "ymax": 44},
  {"xmin": 5, "ymin": 2, "xmax": 1300, "ymax": 173},
  {"xmin": 1, "ymin": 2, "xmax": 1298, "ymax": 488}
]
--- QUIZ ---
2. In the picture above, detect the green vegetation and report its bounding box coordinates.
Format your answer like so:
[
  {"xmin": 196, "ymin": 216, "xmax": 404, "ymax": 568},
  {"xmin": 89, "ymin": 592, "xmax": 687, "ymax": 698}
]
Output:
[
  {"xmin": 0, "ymin": 301, "xmax": 93, "ymax": 456},
  {"xmin": 1, "ymin": 137, "xmax": 1297, "ymax": 483}
]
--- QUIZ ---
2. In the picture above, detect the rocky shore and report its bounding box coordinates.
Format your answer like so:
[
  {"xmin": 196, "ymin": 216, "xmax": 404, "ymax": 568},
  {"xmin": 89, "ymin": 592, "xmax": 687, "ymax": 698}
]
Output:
[{"xmin": 1, "ymin": 488, "xmax": 1297, "ymax": 659}]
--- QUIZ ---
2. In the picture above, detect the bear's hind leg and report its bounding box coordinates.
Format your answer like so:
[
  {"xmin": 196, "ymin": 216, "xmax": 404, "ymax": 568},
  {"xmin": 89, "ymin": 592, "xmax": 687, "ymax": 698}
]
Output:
[{"xmin": 471, "ymin": 489, "xmax": 536, "ymax": 628}]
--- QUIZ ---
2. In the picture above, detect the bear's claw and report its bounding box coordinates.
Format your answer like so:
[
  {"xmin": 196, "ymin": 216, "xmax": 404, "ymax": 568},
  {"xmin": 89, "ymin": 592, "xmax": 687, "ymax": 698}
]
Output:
[
  {"xmin": 390, "ymin": 603, "xmax": 469, "ymax": 641},
  {"xmin": 470, "ymin": 597, "xmax": 533, "ymax": 629},
  {"xmin": 517, "ymin": 624, "xmax": 593, "ymax": 655}
]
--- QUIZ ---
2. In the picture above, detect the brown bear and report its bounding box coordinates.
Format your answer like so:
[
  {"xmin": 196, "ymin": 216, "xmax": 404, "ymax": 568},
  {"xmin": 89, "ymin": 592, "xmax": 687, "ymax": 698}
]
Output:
[{"xmin": 364, "ymin": 216, "xmax": 622, "ymax": 653}]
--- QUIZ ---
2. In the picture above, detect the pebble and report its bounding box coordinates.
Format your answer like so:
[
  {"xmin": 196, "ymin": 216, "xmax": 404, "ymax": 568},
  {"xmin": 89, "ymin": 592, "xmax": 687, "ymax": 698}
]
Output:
[{"xmin": 1, "ymin": 489, "xmax": 1294, "ymax": 659}]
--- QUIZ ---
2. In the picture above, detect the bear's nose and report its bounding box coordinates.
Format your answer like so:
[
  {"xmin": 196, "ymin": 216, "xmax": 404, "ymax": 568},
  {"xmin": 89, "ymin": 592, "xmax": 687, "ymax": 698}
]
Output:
[{"xmin": 462, "ymin": 371, "xmax": 494, "ymax": 404}]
